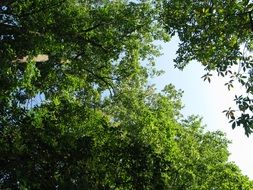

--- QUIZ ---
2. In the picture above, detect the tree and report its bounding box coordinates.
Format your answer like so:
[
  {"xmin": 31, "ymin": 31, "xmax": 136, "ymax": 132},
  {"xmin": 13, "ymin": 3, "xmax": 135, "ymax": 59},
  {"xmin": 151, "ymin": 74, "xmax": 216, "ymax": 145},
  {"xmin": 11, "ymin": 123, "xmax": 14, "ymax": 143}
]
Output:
[
  {"xmin": 1, "ymin": 0, "xmax": 253, "ymax": 189},
  {"xmin": 170, "ymin": 116, "xmax": 253, "ymax": 189},
  {"xmin": 1, "ymin": 71, "xmax": 253, "ymax": 189},
  {"xmin": 162, "ymin": 0, "xmax": 253, "ymax": 136},
  {"xmin": 0, "ymin": 0, "xmax": 164, "ymax": 188}
]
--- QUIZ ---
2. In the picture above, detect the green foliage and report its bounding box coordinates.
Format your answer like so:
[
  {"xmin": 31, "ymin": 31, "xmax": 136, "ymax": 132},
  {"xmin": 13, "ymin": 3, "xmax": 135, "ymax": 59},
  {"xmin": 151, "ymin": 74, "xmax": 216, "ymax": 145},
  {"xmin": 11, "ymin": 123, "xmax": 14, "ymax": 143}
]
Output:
[
  {"xmin": 1, "ymin": 0, "xmax": 253, "ymax": 189},
  {"xmin": 162, "ymin": 0, "xmax": 253, "ymax": 136}
]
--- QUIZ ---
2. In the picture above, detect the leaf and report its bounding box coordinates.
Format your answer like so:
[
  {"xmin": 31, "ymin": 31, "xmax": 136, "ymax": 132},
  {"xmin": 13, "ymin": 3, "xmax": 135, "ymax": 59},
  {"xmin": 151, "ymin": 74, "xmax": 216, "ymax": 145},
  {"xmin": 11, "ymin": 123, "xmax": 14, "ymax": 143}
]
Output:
[{"xmin": 232, "ymin": 122, "xmax": 236, "ymax": 129}]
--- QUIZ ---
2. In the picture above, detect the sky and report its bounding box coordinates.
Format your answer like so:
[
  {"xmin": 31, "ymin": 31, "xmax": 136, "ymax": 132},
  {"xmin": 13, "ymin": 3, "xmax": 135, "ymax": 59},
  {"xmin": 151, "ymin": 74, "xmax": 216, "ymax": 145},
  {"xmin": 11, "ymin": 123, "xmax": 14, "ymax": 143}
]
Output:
[{"xmin": 151, "ymin": 37, "xmax": 253, "ymax": 179}]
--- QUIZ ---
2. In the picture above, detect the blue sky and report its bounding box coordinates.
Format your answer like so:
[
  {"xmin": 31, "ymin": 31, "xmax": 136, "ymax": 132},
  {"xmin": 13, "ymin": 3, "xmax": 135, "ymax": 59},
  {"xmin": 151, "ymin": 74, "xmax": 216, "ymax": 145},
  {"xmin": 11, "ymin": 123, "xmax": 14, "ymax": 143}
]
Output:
[{"xmin": 151, "ymin": 37, "xmax": 253, "ymax": 179}]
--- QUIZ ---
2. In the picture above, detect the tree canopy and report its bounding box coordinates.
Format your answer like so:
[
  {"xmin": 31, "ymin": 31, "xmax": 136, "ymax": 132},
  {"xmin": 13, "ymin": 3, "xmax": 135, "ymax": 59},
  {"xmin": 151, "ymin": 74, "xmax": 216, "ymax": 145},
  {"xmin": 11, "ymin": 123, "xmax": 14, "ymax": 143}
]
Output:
[
  {"xmin": 1, "ymin": 0, "xmax": 253, "ymax": 189},
  {"xmin": 162, "ymin": 0, "xmax": 253, "ymax": 136}
]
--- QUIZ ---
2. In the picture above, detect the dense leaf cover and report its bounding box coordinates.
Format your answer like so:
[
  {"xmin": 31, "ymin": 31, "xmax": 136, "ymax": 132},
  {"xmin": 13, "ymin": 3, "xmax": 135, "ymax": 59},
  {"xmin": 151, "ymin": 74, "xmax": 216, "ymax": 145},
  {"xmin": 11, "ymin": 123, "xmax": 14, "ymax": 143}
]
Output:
[{"xmin": 0, "ymin": 0, "xmax": 253, "ymax": 189}]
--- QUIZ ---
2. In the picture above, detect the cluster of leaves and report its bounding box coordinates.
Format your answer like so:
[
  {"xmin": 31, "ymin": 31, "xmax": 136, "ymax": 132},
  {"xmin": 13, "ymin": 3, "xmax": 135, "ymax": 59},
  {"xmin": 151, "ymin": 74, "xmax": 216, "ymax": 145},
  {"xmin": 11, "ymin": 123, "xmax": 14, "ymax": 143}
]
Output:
[
  {"xmin": 162, "ymin": 0, "xmax": 253, "ymax": 136},
  {"xmin": 1, "ymin": 0, "xmax": 253, "ymax": 189},
  {"xmin": 2, "ymin": 81, "xmax": 253, "ymax": 189}
]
